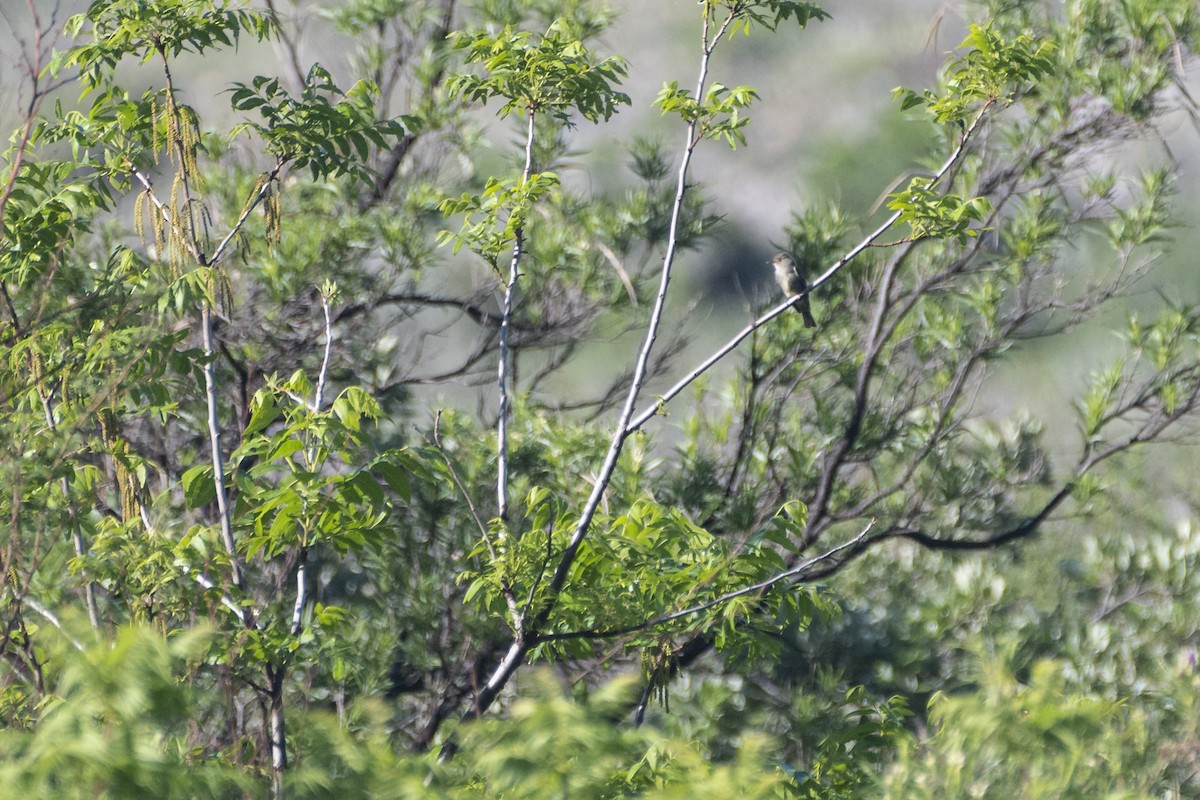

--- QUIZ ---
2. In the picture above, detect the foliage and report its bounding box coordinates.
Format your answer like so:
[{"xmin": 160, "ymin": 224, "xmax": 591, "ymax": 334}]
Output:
[
  {"xmin": 229, "ymin": 66, "xmax": 408, "ymax": 182},
  {"xmin": 879, "ymin": 654, "xmax": 1159, "ymax": 799},
  {"xmin": 447, "ymin": 18, "xmax": 630, "ymax": 123},
  {"xmin": 0, "ymin": 625, "xmax": 249, "ymax": 799},
  {"xmin": 2, "ymin": 0, "xmax": 1200, "ymax": 795}
]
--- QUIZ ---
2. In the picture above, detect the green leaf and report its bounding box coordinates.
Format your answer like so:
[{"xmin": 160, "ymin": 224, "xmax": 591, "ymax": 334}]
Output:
[
  {"xmin": 181, "ymin": 464, "xmax": 216, "ymax": 509},
  {"xmin": 268, "ymin": 438, "xmax": 304, "ymax": 462},
  {"xmin": 243, "ymin": 389, "xmax": 281, "ymax": 436},
  {"xmin": 373, "ymin": 460, "xmax": 412, "ymax": 503}
]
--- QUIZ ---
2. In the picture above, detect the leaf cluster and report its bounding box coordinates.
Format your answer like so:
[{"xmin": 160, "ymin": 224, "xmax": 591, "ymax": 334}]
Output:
[
  {"xmin": 654, "ymin": 82, "xmax": 760, "ymax": 149},
  {"xmin": 230, "ymin": 65, "xmax": 408, "ymax": 181},
  {"xmin": 894, "ymin": 22, "xmax": 1056, "ymax": 123},
  {"xmin": 447, "ymin": 17, "xmax": 630, "ymax": 123},
  {"xmin": 55, "ymin": 0, "xmax": 274, "ymax": 87}
]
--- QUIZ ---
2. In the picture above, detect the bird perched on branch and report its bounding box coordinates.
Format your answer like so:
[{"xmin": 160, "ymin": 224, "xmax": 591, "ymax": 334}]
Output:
[{"xmin": 771, "ymin": 252, "xmax": 816, "ymax": 328}]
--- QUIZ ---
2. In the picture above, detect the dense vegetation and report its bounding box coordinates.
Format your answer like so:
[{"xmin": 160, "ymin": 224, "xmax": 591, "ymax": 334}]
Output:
[{"xmin": 2, "ymin": 0, "xmax": 1200, "ymax": 796}]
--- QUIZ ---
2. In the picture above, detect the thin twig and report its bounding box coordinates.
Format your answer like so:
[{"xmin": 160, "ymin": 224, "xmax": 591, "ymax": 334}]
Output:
[
  {"xmin": 263, "ymin": 0, "xmax": 306, "ymax": 91},
  {"xmin": 134, "ymin": 83, "xmax": 285, "ymax": 591},
  {"xmin": 0, "ymin": 0, "xmax": 57, "ymax": 239},
  {"xmin": 426, "ymin": 411, "xmax": 491, "ymax": 546},
  {"xmin": 430, "ymin": 411, "xmax": 523, "ymax": 631},
  {"xmin": 540, "ymin": 3, "xmax": 738, "ymax": 609},
  {"xmin": 135, "ymin": 160, "xmax": 244, "ymax": 585},
  {"xmin": 624, "ymin": 100, "xmax": 995, "ymax": 434},
  {"xmin": 153, "ymin": 57, "xmax": 246, "ymax": 581},
  {"xmin": 290, "ymin": 293, "xmax": 335, "ymax": 637},
  {"xmin": 208, "ymin": 161, "xmax": 285, "ymax": 269}
]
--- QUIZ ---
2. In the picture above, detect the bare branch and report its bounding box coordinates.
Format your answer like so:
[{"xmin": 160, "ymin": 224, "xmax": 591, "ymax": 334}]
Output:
[
  {"xmin": 208, "ymin": 162, "xmax": 285, "ymax": 269},
  {"xmin": 361, "ymin": 0, "xmax": 458, "ymax": 210},
  {"xmin": 424, "ymin": 413, "xmax": 494, "ymax": 553},
  {"xmin": 263, "ymin": 0, "xmax": 306, "ymax": 91},
  {"xmin": 625, "ymin": 101, "xmax": 995, "ymax": 434},
  {"xmin": 0, "ymin": 0, "xmax": 60, "ymax": 239}
]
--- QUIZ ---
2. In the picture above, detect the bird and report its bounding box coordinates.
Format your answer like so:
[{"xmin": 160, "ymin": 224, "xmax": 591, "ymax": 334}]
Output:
[{"xmin": 771, "ymin": 252, "xmax": 816, "ymax": 328}]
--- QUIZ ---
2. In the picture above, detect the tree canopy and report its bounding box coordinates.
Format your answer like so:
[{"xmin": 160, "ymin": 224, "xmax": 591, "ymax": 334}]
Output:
[{"xmin": 2, "ymin": 0, "xmax": 1200, "ymax": 797}]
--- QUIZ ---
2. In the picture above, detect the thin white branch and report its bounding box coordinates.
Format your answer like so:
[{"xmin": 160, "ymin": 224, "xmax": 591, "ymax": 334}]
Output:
[
  {"xmin": 134, "ymin": 170, "xmax": 242, "ymax": 586},
  {"xmin": 625, "ymin": 100, "xmax": 995, "ymax": 433},
  {"xmin": 290, "ymin": 551, "xmax": 307, "ymax": 636},
  {"xmin": 202, "ymin": 304, "xmax": 243, "ymax": 588},
  {"xmin": 540, "ymin": 6, "xmax": 737, "ymax": 604},
  {"xmin": 437, "ymin": 638, "xmax": 528, "ymax": 762},
  {"xmin": 182, "ymin": 564, "xmax": 247, "ymax": 623},
  {"xmin": 466, "ymin": 7, "xmax": 743, "ymax": 722},
  {"xmin": 314, "ymin": 291, "xmax": 333, "ymax": 413},
  {"xmin": 23, "ymin": 597, "xmax": 86, "ymax": 652},
  {"xmin": 496, "ymin": 108, "xmax": 537, "ymax": 525},
  {"xmin": 643, "ymin": 526, "xmax": 870, "ymax": 626},
  {"xmin": 134, "ymin": 158, "xmax": 285, "ymax": 597},
  {"xmin": 596, "ymin": 241, "xmax": 638, "ymax": 306},
  {"xmin": 135, "ymin": 505, "xmax": 247, "ymax": 622},
  {"xmin": 132, "ymin": 170, "xmax": 203, "ymax": 263},
  {"xmin": 290, "ymin": 293, "xmax": 334, "ymax": 637},
  {"xmin": 209, "ymin": 164, "xmax": 284, "ymax": 268},
  {"xmin": 269, "ymin": 679, "xmax": 287, "ymax": 799}
]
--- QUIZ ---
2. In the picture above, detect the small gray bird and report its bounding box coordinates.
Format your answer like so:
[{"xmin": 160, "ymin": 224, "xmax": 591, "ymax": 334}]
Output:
[{"xmin": 771, "ymin": 252, "xmax": 816, "ymax": 328}]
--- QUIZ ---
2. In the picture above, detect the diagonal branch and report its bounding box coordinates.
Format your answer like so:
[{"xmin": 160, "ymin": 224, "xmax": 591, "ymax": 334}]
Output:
[
  {"xmin": 801, "ymin": 363, "xmax": 1200, "ymax": 581},
  {"xmin": 624, "ymin": 100, "xmax": 995, "ymax": 435},
  {"xmin": 209, "ymin": 161, "xmax": 285, "ymax": 269}
]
